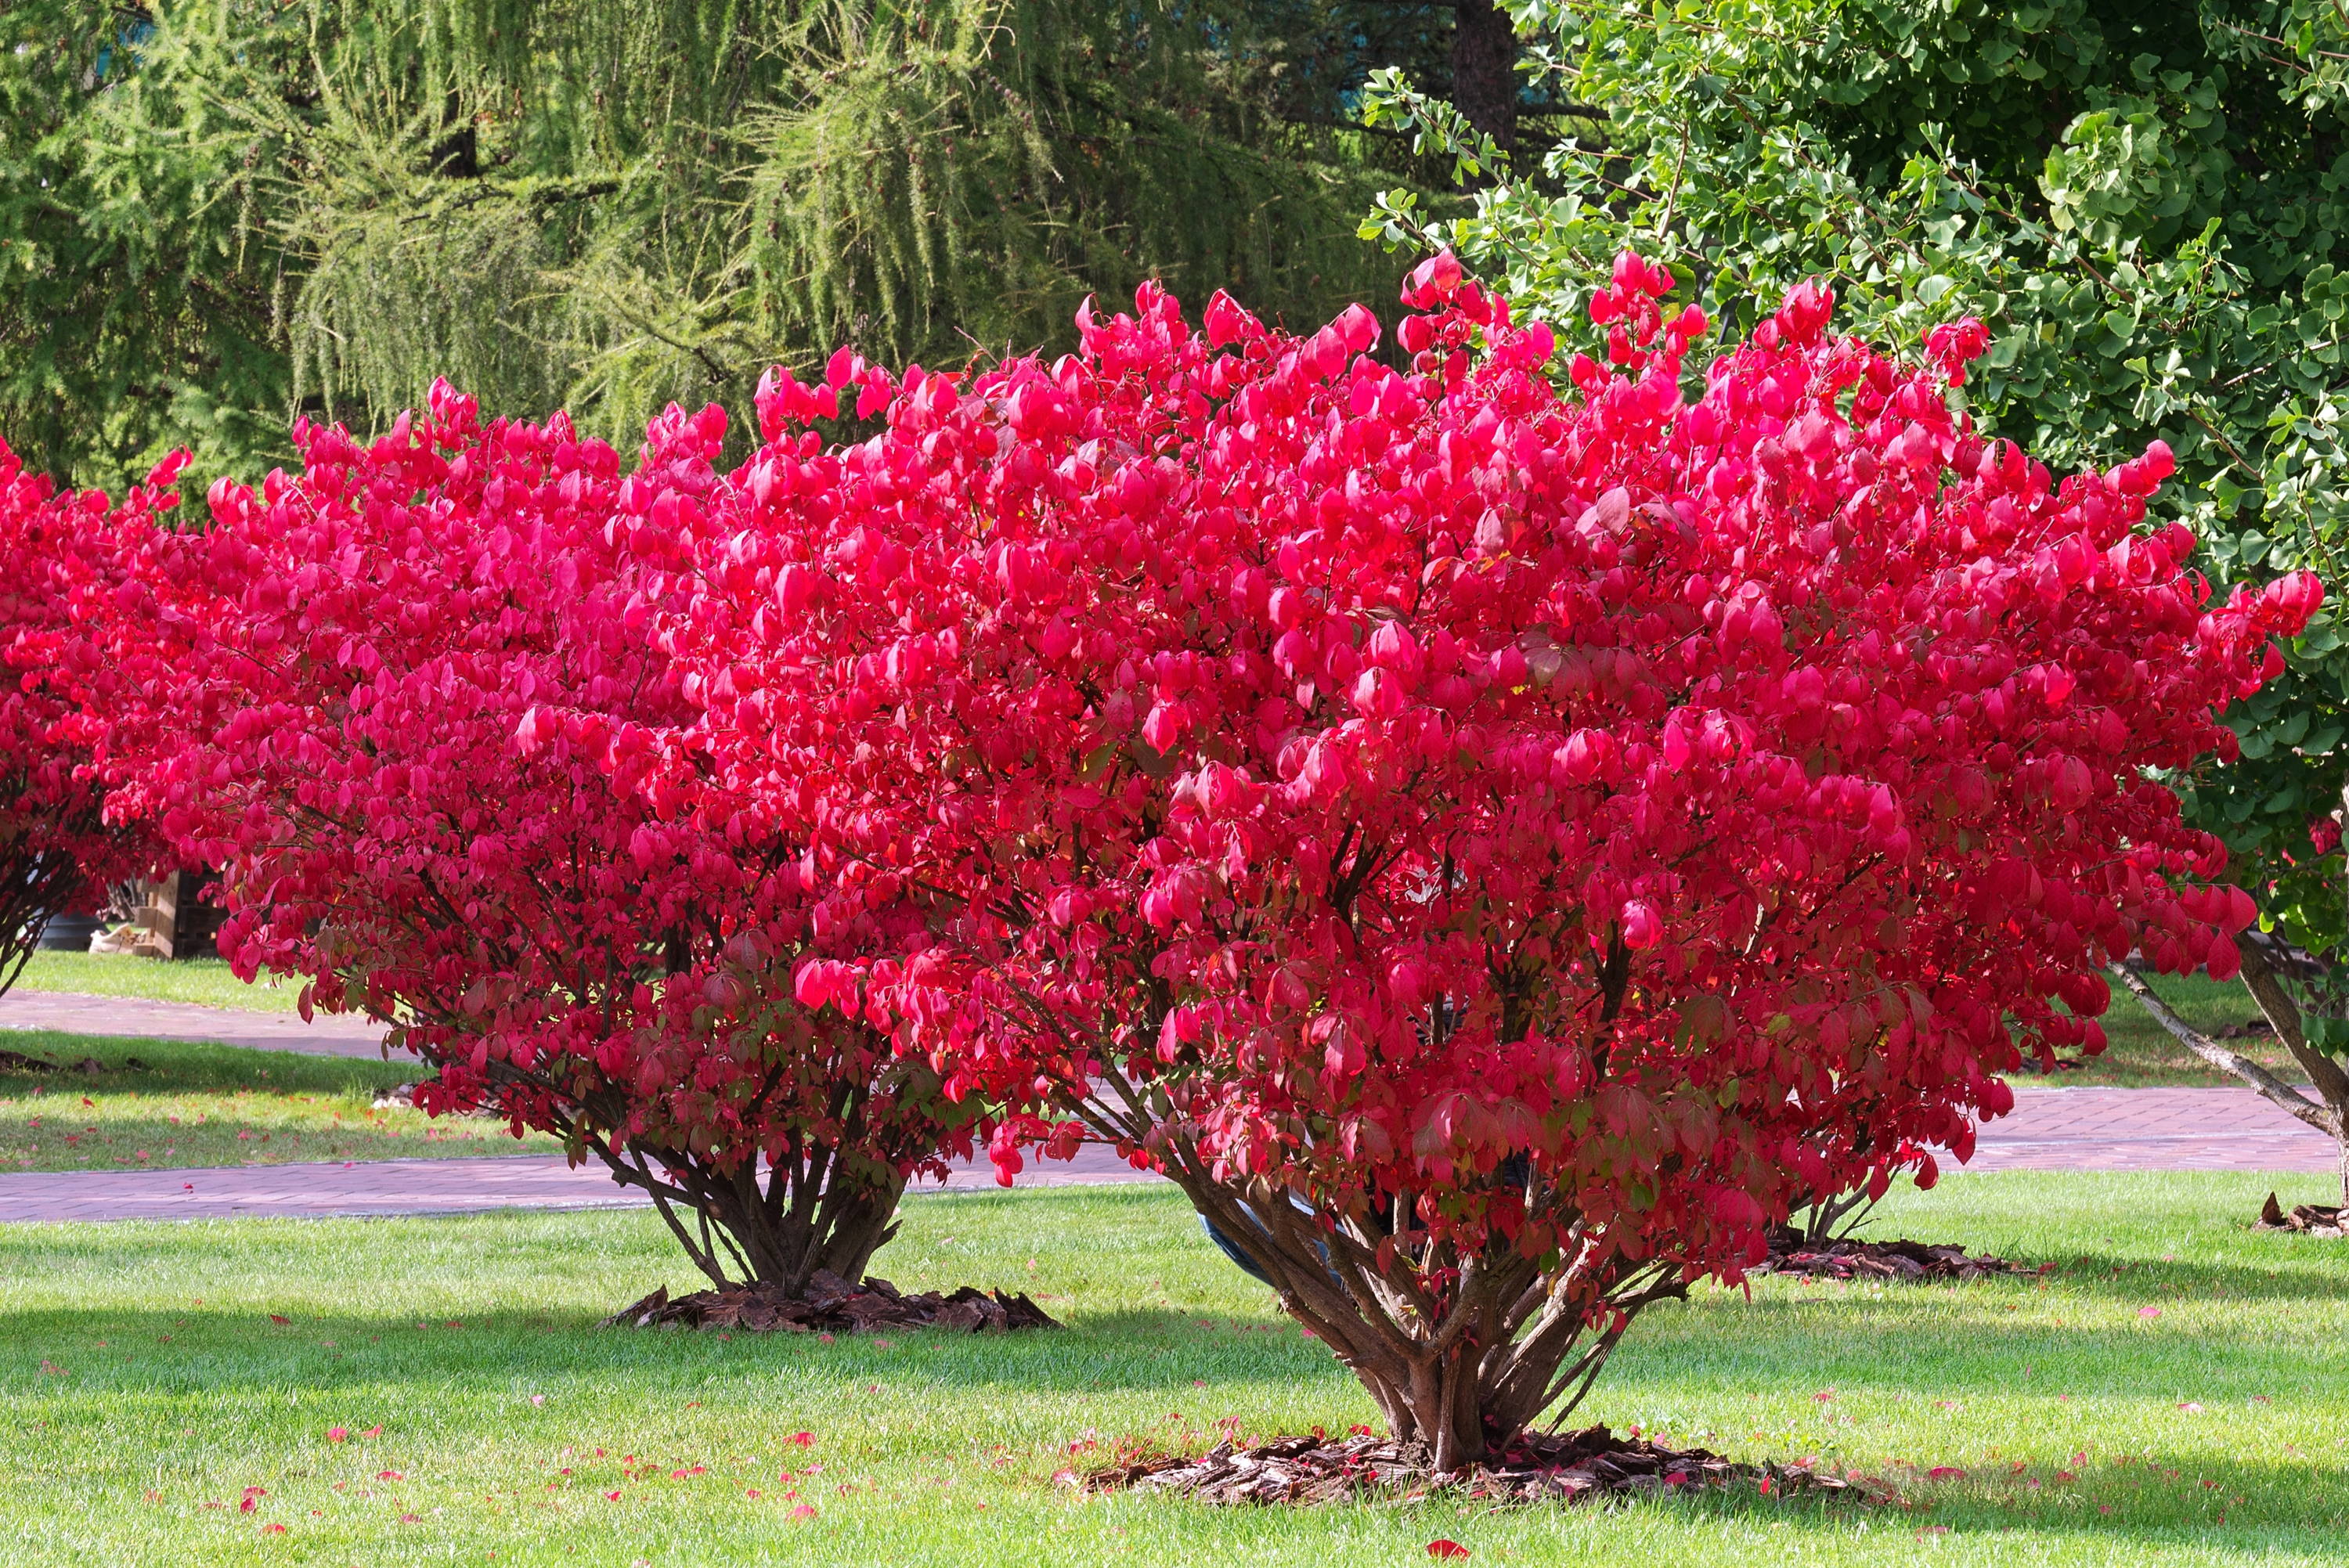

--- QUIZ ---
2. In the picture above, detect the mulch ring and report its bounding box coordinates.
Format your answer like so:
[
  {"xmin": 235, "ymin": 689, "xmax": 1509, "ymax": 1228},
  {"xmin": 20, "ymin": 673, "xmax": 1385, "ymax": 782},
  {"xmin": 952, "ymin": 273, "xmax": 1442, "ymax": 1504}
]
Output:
[
  {"xmin": 0, "ymin": 1048, "xmax": 132, "ymax": 1075},
  {"xmin": 1079, "ymin": 1424, "xmax": 1869, "ymax": 1506},
  {"xmin": 2257, "ymin": 1191, "xmax": 2346, "ymax": 1237},
  {"xmin": 1753, "ymin": 1227, "xmax": 2044, "ymax": 1282},
  {"xmin": 603, "ymin": 1267, "xmax": 1062, "ymax": 1336}
]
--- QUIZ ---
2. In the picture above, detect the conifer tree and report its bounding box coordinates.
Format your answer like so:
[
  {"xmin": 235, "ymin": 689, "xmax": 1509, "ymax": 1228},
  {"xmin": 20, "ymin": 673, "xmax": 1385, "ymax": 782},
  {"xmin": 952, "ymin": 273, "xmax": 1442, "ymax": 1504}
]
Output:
[{"xmin": 2, "ymin": 0, "xmax": 1405, "ymax": 485}]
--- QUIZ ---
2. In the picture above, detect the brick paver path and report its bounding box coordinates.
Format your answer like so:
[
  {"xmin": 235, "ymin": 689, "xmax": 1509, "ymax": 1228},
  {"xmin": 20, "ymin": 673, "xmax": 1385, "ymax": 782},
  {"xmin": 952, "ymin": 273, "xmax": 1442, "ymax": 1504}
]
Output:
[
  {"xmin": 0, "ymin": 989, "xmax": 388, "ymax": 1058},
  {"xmin": 0, "ymin": 1087, "xmax": 2336, "ymax": 1225},
  {"xmin": 0, "ymin": 1144, "xmax": 1146, "ymax": 1223},
  {"xmin": 2, "ymin": 990, "xmax": 2340, "ymax": 1224},
  {"xmin": 1968, "ymin": 1085, "xmax": 2340, "ymax": 1173}
]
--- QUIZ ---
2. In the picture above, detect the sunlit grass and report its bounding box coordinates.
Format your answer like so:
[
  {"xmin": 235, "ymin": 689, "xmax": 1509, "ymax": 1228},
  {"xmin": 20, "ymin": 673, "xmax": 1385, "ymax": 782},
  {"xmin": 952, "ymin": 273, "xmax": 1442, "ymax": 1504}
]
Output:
[
  {"xmin": 12, "ymin": 952, "xmax": 302, "ymax": 1014},
  {"xmin": 1, "ymin": 1173, "xmax": 2342, "ymax": 1565},
  {"xmin": 0, "ymin": 1033, "xmax": 555, "ymax": 1172}
]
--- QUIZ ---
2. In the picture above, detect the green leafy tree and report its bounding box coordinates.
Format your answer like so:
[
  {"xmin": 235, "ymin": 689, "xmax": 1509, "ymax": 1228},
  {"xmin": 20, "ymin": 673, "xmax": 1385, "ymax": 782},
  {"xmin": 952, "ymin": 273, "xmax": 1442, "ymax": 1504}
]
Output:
[{"xmin": 1361, "ymin": 0, "xmax": 2349, "ymax": 1195}]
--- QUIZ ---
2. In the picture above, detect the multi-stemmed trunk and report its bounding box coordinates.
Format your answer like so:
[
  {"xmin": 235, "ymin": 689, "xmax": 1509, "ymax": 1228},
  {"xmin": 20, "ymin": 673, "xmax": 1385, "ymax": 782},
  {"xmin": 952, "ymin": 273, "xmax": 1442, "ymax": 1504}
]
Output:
[
  {"xmin": 594, "ymin": 1133, "xmax": 911, "ymax": 1293},
  {"xmin": 471, "ymin": 1049, "xmax": 933, "ymax": 1294},
  {"xmin": 1167, "ymin": 1157, "xmax": 1681, "ymax": 1471},
  {"xmin": 1123, "ymin": 1107, "xmax": 1683, "ymax": 1472}
]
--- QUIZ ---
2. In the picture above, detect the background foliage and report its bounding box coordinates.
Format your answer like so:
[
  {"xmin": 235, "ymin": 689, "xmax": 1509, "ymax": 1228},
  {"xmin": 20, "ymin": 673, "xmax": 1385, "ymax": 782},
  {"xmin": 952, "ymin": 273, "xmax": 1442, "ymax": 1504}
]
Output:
[
  {"xmin": 0, "ymin": 0, "xmax": 1419, "ymax": 487},
  {"xmin": 1363, "ymin": 1, "xmax": 2349, "ymax": 1009}
]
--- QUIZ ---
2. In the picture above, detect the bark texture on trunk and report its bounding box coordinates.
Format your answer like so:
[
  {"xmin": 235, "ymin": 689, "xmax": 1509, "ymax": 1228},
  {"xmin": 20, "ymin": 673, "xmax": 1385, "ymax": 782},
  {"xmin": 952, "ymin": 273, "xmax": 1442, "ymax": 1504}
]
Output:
[{"xmin": 1452, "ymin": 0, "xmax": 1521, "ymax": 156}]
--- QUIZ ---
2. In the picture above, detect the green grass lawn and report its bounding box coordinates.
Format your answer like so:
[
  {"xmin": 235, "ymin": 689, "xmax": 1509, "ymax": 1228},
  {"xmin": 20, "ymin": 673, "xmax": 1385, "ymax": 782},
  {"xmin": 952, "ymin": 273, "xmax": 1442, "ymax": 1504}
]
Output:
[
  {"xmin": 1, "ymin": 1173, "xmax": 2342, "ymax": 1566},
  {"xmin": 0, "ymin": 1033, "xmax": 559, "ymax": 1172},
  {"xmin": 12, "ymin": 952, "xmax": 304, "ymax": 1013}
]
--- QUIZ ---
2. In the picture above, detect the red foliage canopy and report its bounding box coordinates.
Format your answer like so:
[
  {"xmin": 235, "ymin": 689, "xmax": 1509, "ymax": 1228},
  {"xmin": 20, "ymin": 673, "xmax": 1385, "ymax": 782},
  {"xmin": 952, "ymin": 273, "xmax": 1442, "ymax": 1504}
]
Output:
[
  {"xmin": 655, "ymin": 254, "xmax": 2313, "ymax": 1462},
  {"xmin": 0, "ymin": 439, "xmax": 165, "ymax": 988},
  {"xmin": 54, "ymin": 390, "xmax": 976, "ymax": 1289}
]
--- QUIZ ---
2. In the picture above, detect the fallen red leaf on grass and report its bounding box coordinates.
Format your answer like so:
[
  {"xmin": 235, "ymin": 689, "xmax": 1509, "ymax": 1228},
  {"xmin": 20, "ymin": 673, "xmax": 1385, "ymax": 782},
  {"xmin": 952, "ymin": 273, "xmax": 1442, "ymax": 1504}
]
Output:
[
  {"xmin": 268, "ymin": 1314, "xmax": 290, "ymax": 1325},
  {"xmin": 1427, "ymin": 1542, "xmax": 1470, "ymax": 1559},
  {"xmin": 260, "ymin": 1523, "xmax": 287, "ymax": 1535},
  {"xmin": 604, "ymin": 1491, "xmax": 621, "ymax": 1501},
  {"xmin": 791, "ymin": 1504, "xmax": 817, "ymax": 1519},
  {"xmin": 361, "ymin": 1426, "xmax": 382, "ymax": 1438},
  {"xmin": 326, "ymin": 1428, "xmax": 348, "ymax": 1444},
  {"xmin": 2138, "ymin": 1307, "xmax": 2161, "ymax": 1320},
  {"xmin": 376, "ymin": 1471, "xmax": 402, "ymax": 1481},
  {"xmin": 787, "ymin": 1432, "xmax": 814, "ymax": 1447}
]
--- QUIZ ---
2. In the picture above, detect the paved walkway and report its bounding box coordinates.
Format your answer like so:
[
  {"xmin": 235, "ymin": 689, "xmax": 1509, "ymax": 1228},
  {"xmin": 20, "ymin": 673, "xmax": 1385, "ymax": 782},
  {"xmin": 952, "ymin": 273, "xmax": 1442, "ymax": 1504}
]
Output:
[
  {"xmin": 1966, "ymin": 1085, "xmax": 2340, "ymax": 1173},
  {"xmin": 0, "ymin": 1144, "xmax": 1147, "ymax": 1223},
  {"xmin": 1, "ymin": 990, "xmax": 2340, "ymax": 1223},
  {"xmin": 0, "ymin": 989, "xmax": 389, "ymax": 1058},
  {"xmin": 0, "ymin": 1087, "xmax": 2336, "ymax": 1224}
]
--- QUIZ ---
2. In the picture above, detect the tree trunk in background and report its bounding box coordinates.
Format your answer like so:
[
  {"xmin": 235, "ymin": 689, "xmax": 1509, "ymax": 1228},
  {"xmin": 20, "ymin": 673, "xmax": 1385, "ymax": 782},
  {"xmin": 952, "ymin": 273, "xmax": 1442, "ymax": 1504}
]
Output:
[
  {"xmin": 2109, "ymin": 951, "xmax": 2349, "ymax": 1209},
  {"xmin": 1452, "ymin": 0, "xmax": 1519, "ymax": 155}
]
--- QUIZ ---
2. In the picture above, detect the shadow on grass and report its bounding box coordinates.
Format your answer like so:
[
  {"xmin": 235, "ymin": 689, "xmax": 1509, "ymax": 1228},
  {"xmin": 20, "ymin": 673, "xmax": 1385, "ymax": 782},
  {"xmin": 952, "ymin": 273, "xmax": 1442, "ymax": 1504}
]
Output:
[
  {"xmin": 0, "ymin": 1299, "xmax": 1347, "ymax": 1402},
  {"xmin": 1643, "ymin": 1450, "xmax": 2348, "ymax": 1544},
  {"xmin": 0, "ymin": 1031, "xmax": 407, "ymax": 1094}
]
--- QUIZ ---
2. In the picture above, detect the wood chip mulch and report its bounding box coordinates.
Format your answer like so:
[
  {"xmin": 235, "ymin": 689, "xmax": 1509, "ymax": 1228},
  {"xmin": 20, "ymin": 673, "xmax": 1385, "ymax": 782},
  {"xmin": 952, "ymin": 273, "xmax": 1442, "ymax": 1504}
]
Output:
[
  {"xmin": 602, "ymin": 1267, "xmax": 1062, "ymax": 1335},
  {"xmin": 1079, "ymin": 1424, "xmax": 1864, "ymax": 1506},
  {"xmin": 1753, "ymin": 1227, "xmax": 2044, "ymax": 1282},
  {"xmin": 0, "ymin": 1049, "xmax": 119, "ymax": 1074},
  {"xmin": 2257, "ymin": 1191, "xmax": 2346, "ymax": 1237}
]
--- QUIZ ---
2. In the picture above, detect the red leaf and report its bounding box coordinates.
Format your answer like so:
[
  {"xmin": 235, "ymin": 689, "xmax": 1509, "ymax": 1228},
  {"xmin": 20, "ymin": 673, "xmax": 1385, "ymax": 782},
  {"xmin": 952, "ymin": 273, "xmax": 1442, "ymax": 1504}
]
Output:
[{"xmin": 1427, "ymin": 1542, "xmax": 1470, "ymax": 1559}]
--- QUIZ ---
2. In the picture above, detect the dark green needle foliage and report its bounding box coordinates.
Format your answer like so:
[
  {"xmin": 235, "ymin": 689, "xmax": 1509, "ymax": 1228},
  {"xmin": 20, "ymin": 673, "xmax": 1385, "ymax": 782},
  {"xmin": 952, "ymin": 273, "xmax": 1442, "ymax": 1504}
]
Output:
[{"xmin": 2, "ymin": 0, "xmax": 1401, "ymax": 486}]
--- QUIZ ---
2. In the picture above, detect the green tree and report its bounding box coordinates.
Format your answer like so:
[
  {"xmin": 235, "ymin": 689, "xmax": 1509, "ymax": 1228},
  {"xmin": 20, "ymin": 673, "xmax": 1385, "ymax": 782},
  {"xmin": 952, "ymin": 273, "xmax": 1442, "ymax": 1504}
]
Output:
[
  {"xmin": 1362, "ymin": 0, "xmax": 2349, "ymax": 1195},
  {"xmin": 0, "ymin": 4, "xmax": 295, "ymax": 488},
  {"xmin": 2, "ymin": 0, "xmax": 1405, "ymax": 486}
]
